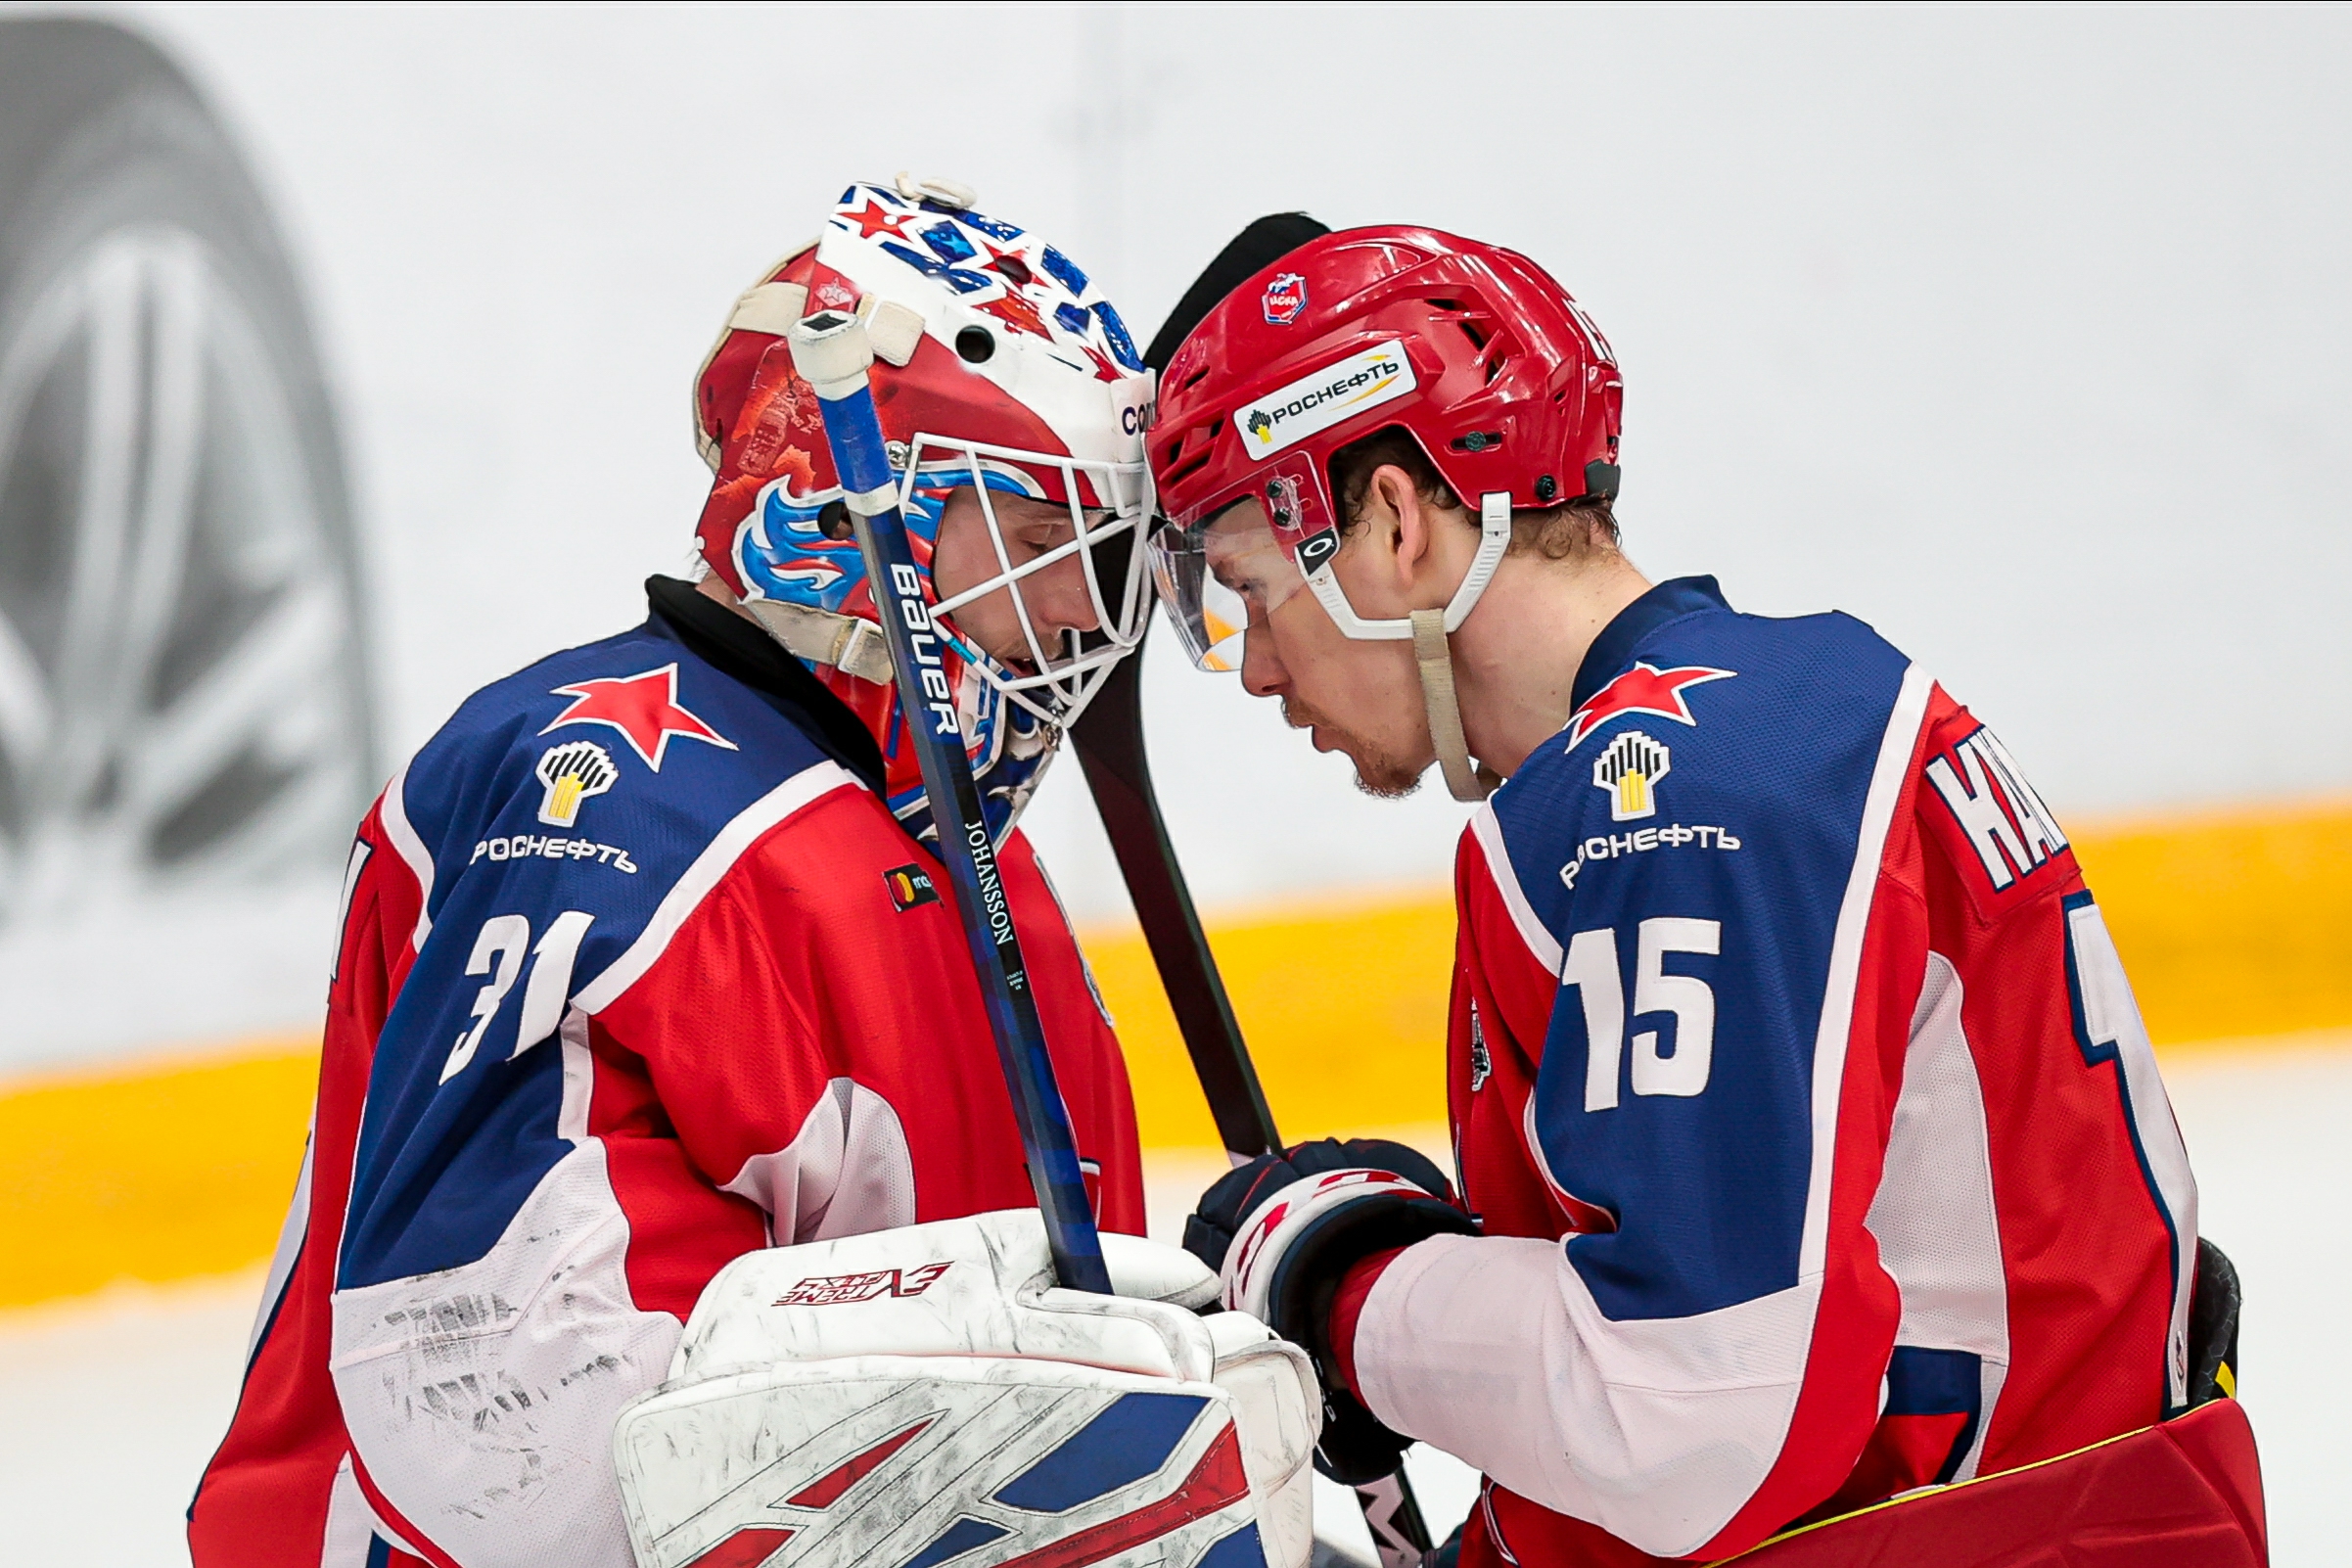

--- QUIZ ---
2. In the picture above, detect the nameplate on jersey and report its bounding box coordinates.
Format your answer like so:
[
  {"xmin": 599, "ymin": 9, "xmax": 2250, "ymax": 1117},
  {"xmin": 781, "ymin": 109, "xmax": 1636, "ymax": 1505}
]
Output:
[{"xmin": 1924, "ymin": 725, "xmax": 2068, "ymax": 892}]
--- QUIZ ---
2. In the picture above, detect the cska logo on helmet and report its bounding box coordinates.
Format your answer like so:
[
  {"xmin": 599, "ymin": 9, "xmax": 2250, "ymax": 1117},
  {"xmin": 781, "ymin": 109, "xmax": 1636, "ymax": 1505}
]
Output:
[{"xmin": 1262, "ymin": 271, "xmax": 1307, "ymax": 325}]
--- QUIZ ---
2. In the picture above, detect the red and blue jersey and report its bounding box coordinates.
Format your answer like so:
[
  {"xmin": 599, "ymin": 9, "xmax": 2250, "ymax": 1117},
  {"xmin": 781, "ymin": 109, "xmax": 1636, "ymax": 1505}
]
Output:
[
  {"xmin": 190, "ymin": 580, "xmax": 1142, "ymax": 1568},
  {"xmin": 1347, "ymin": 576, "xmax": 2195, "ymax": 1563}
]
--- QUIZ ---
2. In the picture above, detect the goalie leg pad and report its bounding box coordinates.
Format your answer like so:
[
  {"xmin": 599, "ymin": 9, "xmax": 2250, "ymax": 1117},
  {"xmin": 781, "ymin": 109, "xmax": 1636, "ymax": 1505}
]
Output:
[{"xmin": 617, "ymin": 1356, "xmax": 1282, "ymax": 1568}]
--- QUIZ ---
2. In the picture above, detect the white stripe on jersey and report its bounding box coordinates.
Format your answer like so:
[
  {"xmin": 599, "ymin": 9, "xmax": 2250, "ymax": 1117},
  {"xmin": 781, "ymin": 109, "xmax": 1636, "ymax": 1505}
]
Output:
[
  {"xmin": 1471, "ymin": 801, "xmax": 1564, "ymax": 977},
  {"xmin": 1799, "ymin": 662, "xmax": 1933, "ymax": 1277},
  {"xmin": 1864, "ymin": 952, "xmax": 2010, "ymax": 1481},
  {"xmin": 2064, "ymin": 899, "xmax": 2198, "ymax": 1409},
  {"xmin": 379, "ymin": 761, "xmax": 438, "ymax": 951},
  {"xmin": 572, "ymin": 759, "xmax": 857, "ymax": 1014},
  {"xmin": 245, "ymin": 1118, "xmax": 314, "ymax": 1367}
]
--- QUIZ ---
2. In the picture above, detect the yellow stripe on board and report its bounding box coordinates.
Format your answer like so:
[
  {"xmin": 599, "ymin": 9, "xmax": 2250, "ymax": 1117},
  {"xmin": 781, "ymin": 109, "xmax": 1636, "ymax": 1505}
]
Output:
[
  {"xmin": 1097, "ymin": 796, "xmax": 2352, "ymax": 1146},
  {"xmin": 2070, "ymin": 798, "xmax": 2352, "ymax": 1041},
  {"xmin": 0, "ymin": 798, "xmax": 2345, "ymax": 1309},
  {"xmin": 1092, "ymin": 892, "xmax": 1457, "ymax": 1150},
  {"xmin": 0, "ymin": 1040, "xmax": 316, "ymax": 1310}
]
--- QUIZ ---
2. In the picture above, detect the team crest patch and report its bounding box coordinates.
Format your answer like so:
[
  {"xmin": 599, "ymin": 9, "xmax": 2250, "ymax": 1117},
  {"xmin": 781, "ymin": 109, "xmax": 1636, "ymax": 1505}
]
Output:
[
  {"xmin": 1263, "ymin": 271, "xmax": 1307, "ymax": 325},
  {"xmin": 1592, "ymin": 731, "xmax": 1670, "ymax": 821},
  {"xmin": 885, "ymin": 863, "xmax": 941, "ymax": 911},
  {"xmin": 535, "ymin": 740, "xmax": 619, "ymax": 827},
  {"xmin": 1566, "ymin": 663, "xmax": 1736, "ymax": 748}
]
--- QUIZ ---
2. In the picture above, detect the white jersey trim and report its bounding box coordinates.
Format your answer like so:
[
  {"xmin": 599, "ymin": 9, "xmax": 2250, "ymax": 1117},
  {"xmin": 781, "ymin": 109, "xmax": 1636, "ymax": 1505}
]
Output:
[
  {"xmin": 721, "ymin": 1077, "xmax": 917, "ymax": 1245},
  {"xmin": 321, "ymin": 1452, "xmax": 419, "ymax": 1566},
  {"xmin": 378, "ymin": 761, "xmax": 437, "ymax": 952},
  {"xmin": 1799, "ymin": 662, "xmax": 1932, "ymax": 1277},
  {"xmin": 1471, "ymin": 802, "xmax": 1564, "ymax": 978},
  {"xmin": 573, "ymin": 760, "xmax": 858, "ymax": 1014},
  {"xmin": 245, "ymin": 1117, "xmax": 315, "ymax": 1367},
  {"xmin": 1356, "ymin": 1233, "xmax": 1819, "ymax": 1557},
  {"xmin": 1864, "ymin": 951, "xmax": 2011, "ymax": 1481},
  {"xmin": 329, "ymin": 1140, "xmax": 679, "ymax": 1568},
  {"xmin": 2065, "ymin": 899, "xmax": 2199, "ymax": 1409},
  {"xmin": 557, "ymin": 1005, "xmax": 594, "ymax": 1145}
]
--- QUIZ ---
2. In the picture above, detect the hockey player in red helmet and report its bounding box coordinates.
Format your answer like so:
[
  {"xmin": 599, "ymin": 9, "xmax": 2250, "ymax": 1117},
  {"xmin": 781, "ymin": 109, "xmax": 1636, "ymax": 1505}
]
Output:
[
  {"xmin": 189, "ymin": 179, "xmax": 1324, "ymax": 1568},
  {"xmin": 1155, "ymin": 222, "xmax": 2263, "ymax": 1565}
]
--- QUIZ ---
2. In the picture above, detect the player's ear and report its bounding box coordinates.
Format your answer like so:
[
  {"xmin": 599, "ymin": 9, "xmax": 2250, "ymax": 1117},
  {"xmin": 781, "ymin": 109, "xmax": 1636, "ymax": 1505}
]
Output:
[{"xmin": 1371, "ymin": 463, "xmax": 1430, "ymax": 581}]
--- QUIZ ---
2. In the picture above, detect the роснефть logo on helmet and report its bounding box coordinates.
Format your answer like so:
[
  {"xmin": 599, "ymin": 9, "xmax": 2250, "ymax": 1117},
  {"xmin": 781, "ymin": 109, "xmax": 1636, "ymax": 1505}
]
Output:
[{"xmin": 1233, "ymin": 343, "xmax": 1418, "ymax": 460}]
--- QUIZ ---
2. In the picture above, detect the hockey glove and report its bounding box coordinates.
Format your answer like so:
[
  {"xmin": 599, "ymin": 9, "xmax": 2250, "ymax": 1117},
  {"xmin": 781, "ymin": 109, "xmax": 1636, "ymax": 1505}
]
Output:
[
  {"xmin": 1183, "ymin": 1138, "xmax": 1479, "ymax": 1484},
  {"xmin": 612, "ymin": 1211, "xmax": 1320, "ymax": 1568}
]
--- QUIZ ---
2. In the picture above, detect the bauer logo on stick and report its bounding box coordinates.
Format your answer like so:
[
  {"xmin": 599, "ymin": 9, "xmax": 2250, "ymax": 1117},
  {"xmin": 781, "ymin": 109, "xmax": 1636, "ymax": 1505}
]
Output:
[
  {"xmin": 534, "ymin": 740, "xmax": 618, "ymax": 827},
  {"xmin": 1592, "ymin": 731, "xmax": 1671, "ymax": 821}
]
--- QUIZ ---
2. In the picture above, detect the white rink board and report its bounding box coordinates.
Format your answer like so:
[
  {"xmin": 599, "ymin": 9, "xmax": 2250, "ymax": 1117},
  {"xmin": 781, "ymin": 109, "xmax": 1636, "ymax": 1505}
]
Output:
[{"xmin": 4, "ymin": 1042, "xmax": 2341, "ymax": 1565}]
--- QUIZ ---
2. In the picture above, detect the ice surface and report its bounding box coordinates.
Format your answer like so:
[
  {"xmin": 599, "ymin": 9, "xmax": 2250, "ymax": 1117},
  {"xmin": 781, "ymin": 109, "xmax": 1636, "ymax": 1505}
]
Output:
[{"xmin": 5, "ymin": 1040, "xmax": 2342, "ymax": 1564}]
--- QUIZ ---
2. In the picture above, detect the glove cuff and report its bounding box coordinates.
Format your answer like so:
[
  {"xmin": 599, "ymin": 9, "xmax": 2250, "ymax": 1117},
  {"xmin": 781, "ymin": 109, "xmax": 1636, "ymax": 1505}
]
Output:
[{"xmin": 1221, "ymin": 1168, "xmax": 1479, "ymax": 1484}]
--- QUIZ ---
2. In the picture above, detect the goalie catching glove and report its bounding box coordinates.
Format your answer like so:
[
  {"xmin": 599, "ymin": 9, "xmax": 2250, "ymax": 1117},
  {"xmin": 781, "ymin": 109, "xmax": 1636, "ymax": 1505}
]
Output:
[
  {"xmin": 1184, "ymin": 1139, "xmax": 1480, "ymax": 1485},
  {"xmin": 613, "ymin": 1210, "xmax": 1319, "ymax": 1568}
]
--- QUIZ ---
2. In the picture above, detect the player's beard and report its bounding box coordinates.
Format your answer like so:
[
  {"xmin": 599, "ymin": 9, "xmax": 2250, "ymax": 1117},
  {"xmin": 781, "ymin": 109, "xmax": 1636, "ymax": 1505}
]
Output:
[{"xmin": 1281, "ymin": 696, "xmax": 1424, "ymax": 799}]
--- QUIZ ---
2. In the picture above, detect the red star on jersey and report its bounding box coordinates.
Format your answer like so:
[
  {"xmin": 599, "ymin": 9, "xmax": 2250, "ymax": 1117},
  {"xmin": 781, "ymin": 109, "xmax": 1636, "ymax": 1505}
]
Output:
[
  {"xmin": 977, "ymin": 287, "xmax": 1050, "ymax": 340},
  {"xmin": 1565, "ymin": 662, "xmax": 1736, "ymax": 748},
  {"xmin": 541, "ymin": 666, "xmax": 737, "ymax": 770},
  {"xmin": 839, "ymin": 199, "xmax": 917, "ymax": 242}
]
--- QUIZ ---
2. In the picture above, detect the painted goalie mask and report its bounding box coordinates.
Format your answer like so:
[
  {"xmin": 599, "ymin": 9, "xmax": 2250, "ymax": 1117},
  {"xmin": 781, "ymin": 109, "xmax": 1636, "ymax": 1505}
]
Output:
[{"xmin": 692, "ymin": 176, "xmax": 1156, "ymax": 845}]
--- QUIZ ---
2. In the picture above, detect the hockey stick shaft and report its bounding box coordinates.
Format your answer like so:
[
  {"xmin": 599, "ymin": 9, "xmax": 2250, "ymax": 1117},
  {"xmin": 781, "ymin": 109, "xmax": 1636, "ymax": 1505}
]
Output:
[
  {"xmin": 1072, "ymin": 640, "xmax": 1277, "ymax": 1161},
  {"xmin": 1071, "ymin": 631, "xmax": 1435, "ymax": 1568},
  {"xmin": 788, "ymin": 309, "xmax": 1111, "ymax": 1297}
]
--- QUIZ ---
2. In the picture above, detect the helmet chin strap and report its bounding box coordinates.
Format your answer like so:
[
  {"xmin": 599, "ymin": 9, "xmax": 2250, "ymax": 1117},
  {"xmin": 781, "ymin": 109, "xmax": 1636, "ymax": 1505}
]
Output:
[
  {"xmin": 1413, "ymin": 488, "xmax": 1510, "ymax": 801},
  {"xmin": 1411, "ymin": 605, "xmax": 1501, "ymax": 802},
  {"xmin": 1298, "ymin": 488, "xmax": 1513, "ymax": 802}
]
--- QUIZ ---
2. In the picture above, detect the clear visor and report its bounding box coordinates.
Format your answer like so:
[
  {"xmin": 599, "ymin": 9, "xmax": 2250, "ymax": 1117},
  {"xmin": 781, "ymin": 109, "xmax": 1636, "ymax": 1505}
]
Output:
[
  {"xmin": 908, "ymin": 433, "xmax": 1155, "ymax": 728},
  {"xmin": 1146, "ymin": 500, "xmax": 1311, "ymax": 672}
]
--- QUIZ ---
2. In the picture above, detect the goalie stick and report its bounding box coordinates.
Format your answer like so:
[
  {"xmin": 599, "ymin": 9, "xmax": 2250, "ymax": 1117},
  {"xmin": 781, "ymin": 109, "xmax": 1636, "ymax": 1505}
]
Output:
[
  {"xmin": 786, "ymin": 307, "xmax": 1112, "ymax": 1298},
  {"xmin": 1072, "ymin": 637, "xmax": 1436, "ymax": 1568}
]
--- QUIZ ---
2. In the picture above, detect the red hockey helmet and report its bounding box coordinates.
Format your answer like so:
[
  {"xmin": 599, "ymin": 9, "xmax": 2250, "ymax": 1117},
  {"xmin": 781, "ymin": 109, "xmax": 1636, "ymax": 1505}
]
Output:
[
  {"xmin": 1146, "ymin": 225, "xmax": 1622, "ymax": 799},
  {"xmin": 1149, "ymin": 226, "xmax": 1621, "ymax": 666}
]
